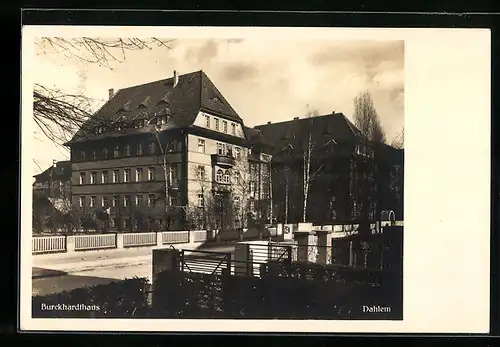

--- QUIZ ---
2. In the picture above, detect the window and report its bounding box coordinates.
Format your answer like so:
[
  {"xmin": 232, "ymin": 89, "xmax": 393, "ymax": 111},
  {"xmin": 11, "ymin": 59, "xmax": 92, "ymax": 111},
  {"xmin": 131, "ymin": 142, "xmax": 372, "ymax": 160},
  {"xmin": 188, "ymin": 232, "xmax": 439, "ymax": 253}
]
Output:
[
  {"xmin": 101, "ymin": 171, "xmax": 108, "ymax": 183},
  {"xmin": 231, "ymin": 123, "xmax": 236, "ymax": 135},
  {"xmin": 223, "ymin": 120, "xmax": 228, "ymax": 133},
  {"xmin": 148, "ymin": 167, "xmax": 155, "ymax": 181},
  {"xmin": 112, "ymin": 195, "xmax": 119, "ymax": 207},
  {"xmin": 197, "ymin": 193, "xmax": 204, "ymax": 208},
  {"xmin": 124, "ymin": 217, "xmax": 131, "ymax": 229},
  {"xmin": 114, "ymin": 145, "xmax": 120, "ymax": 158},
  {"xmin": 90, "ymin": 172, "xmax": 97, "ymax": 184},
  {"xmin": 136, "ymin": 168, "xmax": 143, "ymax": 182},
  {"xmin": 124, "ymin": 195, "xmax": 130, "ymax": 207},
  {"xmin": 198, "ymin": 138, "xmax": 205, "ymax": 153},
  {"xmin": 80, "ymin": 151, "xmax": 85, "ymax": 161},
  {"xmin": 226, "ymin": 145, "xmax": 233, "ymax": 157},
  {"xmin": 249, "ymin": 181, "xmax": 256, "ymax": 197},
  {"xmin": 79, "ymin": 172, "xmax": 86, "ymax": 185},
  {"xmin": 217, "ymin": 142, "xmax": 224, "ymax": 155},
  {"xmin": 79, "ymin": 196, "xmax": 85, "ymax": 207},
  {"xmin": 216, "ymin": 169, "xmax": 223, "ymax": 182},
  {"xmin": 198, "ymin": 165, "xmax": 205, "ymax": 180},
  {"xmin": 124, "ymin": 169, "xmax": 131, "ymax": 182},
  {"xmin": 169, "ymin": 195, "xmax": 179, "ymax": 207},
  {"xmin": 223, "ymin": 170, "xmax": 230, "ymax": 184},
  {"xmin": 169, "ymin": 165, "xmax": 176, "ymax": 183},
  {"xmin": 102, "ymin": 196, "xmax": 109, "ymax": 208},
  {"xmin": 137, "ymin": 143, "xmax": 143, "ymax": 156},
  {"xmin": 234, "ymin": 196, "xmax": 240, "ymax": 209},
  {"xmin": 215, "ymin": 118, "xmax": 219, "ymax": 131},
  {"xmin": 148, "ymin": 194, "xmax": 155, "ymax": 207},
  {"xmin": 249, "ymin": 199, "xmax": 255, "ymax": 211},
  {"xmin": 112, "ymin": 170, "xmax": 119, "ymax": 183},
  {"xmin": 125, "ymin": 145, "xmax": 131, "ymax": 156},
  {"xmin": 205, "ymin": 115, "xmax": 210, "ymax": 128},
  {"xmin": 91, "ymin": 151, "xmax": 97, "ymax": 160},
  {"xmin": 235, "ymin": 147, "xmax": 240, "ymax": 159},
  {"xmin": 149, "ymin": 142, "xmax": 156, "ymax": 155},
  {"xmin": 135, "ymin": 195, "xmax": 143, "ymax": 206},
  {"xmin": 90, "ymin": 196, "xmax": 96, "ymax": 207},
  {"xmin": 102, "ymin": 148, "xmax": 109, "ymax": 159}
]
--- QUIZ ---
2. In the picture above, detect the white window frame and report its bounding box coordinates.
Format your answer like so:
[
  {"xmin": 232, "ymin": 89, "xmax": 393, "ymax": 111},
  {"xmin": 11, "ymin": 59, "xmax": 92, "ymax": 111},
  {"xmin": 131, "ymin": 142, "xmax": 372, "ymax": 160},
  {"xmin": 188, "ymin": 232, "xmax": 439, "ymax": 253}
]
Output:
[
  {"xmin": 231, "ymin": 123, "xmax": 236, "ymax": 135},
  {"xmin": 197, "ymin": 193, "xmax": 204, "ymax": 208},
  {"xmin": 101, "ymin": 171, "xmax": 108, "ymax": 184},
  {"xmin": 79, "ymin": 172, "xmax": 86, "ymax": 185},
  {"xmin": 112, "ymin": 195, "xmax": 119, "ymax": 207},
  {"xmin": 136, "ymin": 168, "xmax": 143, "ymax": 182},
  {"xmin": 205, "ymin": 115, "xmax": 210, "ymax": 128},
  {"xmin": 137, "ymin": 143, "xmax": 143, "ymax": 156},
  {"xmin": 147, "ymin": 194, "xmax": 155, "ymax": 207},
  {"xmin": 90, "ymin": 196, "xmax": 96, "ymax": 207},
  {"xmin": 124, "ymin": 169, "xmax": 131, "ymax": 183},
  {"xmin": 222, "ymin": 120, "xmax": 228, "ymax": 133},
  {"xmin": 112, "ymin": 170, "xmax": 119, "ymax": 183},
  {"xmin": 101, "ymin": 196, "xmax": 108, "ymax": 208},
  {"xmin": 148, "ymin": 167, "xmax": 155, "ymax": 181},
  {"xmin": 215, "ymin": 118, "xmax": 219, "ymax": 131},
  {"xmin": 216, "ymin": 169, "xmax": 223, "ymax": 182},
  {"xmin": 198, "ymin": 165, "xmax": 205, "ymax": 180},
  {"xmin": 198, "ymin": 138, "xmax": 205, "ymax": 153},
  {"xmin": 135, "ymin": 195, "xmax": 142, "ymax": 206},
  {"xmin": 90, "ymin": 172, "xmax": 97, "ymax": 184},
  {"xmin": 114, "ymin": 146, "xmax": 120, "ymax": 158},
  {"xmin": 125, "ymin": 145, "xmax": 131, "ymax": 156},
  {"xmin": 79, "ymin": 196, "xmax": 85, "ymax": 207},
  {"xmin": 124, "ymin": 195, "xmax": 130, "ymax": 207}
]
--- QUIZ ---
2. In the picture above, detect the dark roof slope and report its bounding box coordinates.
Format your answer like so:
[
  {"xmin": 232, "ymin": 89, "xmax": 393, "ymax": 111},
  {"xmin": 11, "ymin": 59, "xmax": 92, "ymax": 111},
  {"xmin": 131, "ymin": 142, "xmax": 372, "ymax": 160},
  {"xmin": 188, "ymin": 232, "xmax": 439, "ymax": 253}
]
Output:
[
  {"xmin": 66, "ymin": 70, "xmax": 242, "ymax": 144},
  {"xmin": 254, "ymin": 112, "xmax": 364, "ymax": 151},
  {"xmin": 33, "ymin": 161, "xmax": 72, "ymax": 182}
]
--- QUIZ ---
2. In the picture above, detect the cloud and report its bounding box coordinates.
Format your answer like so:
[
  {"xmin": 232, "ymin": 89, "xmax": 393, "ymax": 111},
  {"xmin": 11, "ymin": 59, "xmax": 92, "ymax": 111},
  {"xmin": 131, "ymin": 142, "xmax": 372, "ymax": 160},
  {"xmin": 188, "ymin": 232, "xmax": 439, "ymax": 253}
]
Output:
[
  {"xmin": 221, "ymin": 63, "xmax": 259, "ymax": 81},
  {"xmin": 184, "ymin": 39, "xmax": 220, "ymax": 64}
]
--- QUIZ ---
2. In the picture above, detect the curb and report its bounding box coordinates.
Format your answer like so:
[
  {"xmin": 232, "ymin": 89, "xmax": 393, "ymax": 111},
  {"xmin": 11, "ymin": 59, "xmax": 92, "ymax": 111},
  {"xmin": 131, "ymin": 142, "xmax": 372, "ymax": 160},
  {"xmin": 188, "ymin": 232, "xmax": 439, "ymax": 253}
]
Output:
[{"xmin": 32, "ymin": 271, "xmax": 69, "ymax": 280}]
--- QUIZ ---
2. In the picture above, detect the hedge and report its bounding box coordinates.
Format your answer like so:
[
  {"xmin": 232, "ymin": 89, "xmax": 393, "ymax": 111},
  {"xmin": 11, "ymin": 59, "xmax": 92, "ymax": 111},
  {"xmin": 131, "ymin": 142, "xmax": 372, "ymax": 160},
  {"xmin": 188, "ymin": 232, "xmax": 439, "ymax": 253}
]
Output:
[{"xmin": 32, "ymin": 277, "xmax": 150, "ymax": 318}]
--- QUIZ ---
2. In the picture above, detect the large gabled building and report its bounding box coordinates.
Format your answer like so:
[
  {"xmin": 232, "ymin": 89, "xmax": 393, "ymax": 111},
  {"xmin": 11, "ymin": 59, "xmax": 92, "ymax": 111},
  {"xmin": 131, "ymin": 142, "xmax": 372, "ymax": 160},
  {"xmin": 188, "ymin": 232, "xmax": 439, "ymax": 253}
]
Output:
[
  {"xmin": 254, "ymin": 112, "xmax": 404, "ymax": 225},
  {"xmin": 64, "ymin": 70, "xmax": 272, "ymax": 232}
]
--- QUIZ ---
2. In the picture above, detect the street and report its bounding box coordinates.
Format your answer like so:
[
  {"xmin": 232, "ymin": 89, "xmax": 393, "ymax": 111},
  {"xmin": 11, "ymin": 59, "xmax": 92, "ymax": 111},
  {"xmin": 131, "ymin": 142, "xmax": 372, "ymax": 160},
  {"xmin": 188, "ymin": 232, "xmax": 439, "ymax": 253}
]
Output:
[{"xmin": 32, "ymin": 243, "xmax": 236, "ymax": 297}]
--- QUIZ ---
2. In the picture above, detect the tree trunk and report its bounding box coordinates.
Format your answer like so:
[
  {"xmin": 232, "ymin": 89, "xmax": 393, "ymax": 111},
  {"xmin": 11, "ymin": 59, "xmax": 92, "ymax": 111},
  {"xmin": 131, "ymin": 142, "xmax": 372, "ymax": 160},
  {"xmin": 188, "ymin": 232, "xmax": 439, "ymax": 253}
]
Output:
[
  {"xmin": 302, "ymin": 133, "xmax": 312, "ymax": 223},
  {"xmin": 285, "ymin": 169, "xmax": 289, "ymax": 224},
  {"xmin": 163, "ymin": 156, "xmax": 170, "ymax": 229}
]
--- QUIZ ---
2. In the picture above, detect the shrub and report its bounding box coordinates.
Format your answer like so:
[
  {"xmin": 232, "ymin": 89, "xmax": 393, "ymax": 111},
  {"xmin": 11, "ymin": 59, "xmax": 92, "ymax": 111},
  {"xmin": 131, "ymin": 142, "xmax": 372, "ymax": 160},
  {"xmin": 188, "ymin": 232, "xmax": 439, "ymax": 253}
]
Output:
[{"xmin": 32, "ymin": 277, "xmax": 151, "ymax": 318}]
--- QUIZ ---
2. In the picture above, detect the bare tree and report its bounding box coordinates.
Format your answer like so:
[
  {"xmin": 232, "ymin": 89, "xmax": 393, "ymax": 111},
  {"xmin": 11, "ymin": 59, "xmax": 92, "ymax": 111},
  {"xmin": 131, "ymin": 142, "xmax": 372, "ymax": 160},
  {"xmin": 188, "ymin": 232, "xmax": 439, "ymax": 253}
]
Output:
[
  {"xmin": 231, "ymin": 149, "xmax": 255, "ymax": 228},
  {"xmin": 301, "ymin": 107, "xmax": 324, "ymax": 223},
  {"xmin": 353, "ymin": 91, "xmax": 386, "ymax": 144},
  {"xmin": 391, "ymin": 127, "xmax": 404, "ymax": 149},
  {"xmin": 33, "ymin": 37, "xmax": 175, "ymax": 146}
]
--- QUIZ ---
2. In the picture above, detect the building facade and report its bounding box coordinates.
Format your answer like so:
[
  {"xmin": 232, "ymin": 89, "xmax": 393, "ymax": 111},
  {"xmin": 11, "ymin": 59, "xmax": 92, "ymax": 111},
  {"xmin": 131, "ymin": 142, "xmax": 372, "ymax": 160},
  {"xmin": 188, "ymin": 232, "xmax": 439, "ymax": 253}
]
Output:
[
  {"xmin": 254, "ymin": 113, "xmax": 404, "ymax": 225},
  {"xmin": 64, "ymin": 70, "xmax": 272, "ymax": 232}
]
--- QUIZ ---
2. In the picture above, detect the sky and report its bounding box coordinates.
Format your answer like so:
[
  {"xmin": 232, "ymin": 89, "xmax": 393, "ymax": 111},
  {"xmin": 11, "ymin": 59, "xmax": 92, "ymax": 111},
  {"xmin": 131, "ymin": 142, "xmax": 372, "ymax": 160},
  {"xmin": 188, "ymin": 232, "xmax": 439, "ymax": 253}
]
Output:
[{"xmin": 31, "ymin": 38, "xmax": 404, "ymax": 175}]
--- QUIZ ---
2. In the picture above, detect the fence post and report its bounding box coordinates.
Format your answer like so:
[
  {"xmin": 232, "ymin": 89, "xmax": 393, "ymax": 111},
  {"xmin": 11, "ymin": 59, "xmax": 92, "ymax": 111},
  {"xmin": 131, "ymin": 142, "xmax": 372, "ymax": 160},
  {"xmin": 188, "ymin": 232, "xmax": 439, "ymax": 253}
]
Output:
[
  {"xmin": 116, "ymin": 233, "xmax": 124, "ymax": 248},
  {"xmin": 66, "ymin": 235, "xmax": 76, "ymax": 252},
  {"xmin": 156, "ymin": 232, "xmax": 162, "ymax": 246}
]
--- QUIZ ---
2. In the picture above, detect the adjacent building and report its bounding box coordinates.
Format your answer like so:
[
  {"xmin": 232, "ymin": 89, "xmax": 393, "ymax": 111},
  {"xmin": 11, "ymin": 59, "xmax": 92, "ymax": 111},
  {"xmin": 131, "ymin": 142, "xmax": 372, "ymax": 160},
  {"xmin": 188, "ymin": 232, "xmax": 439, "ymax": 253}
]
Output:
[
  {"xmin": 254, "ymin": 113, "xmax": 404, "ymax": 225},
  {"xmin": 64, "ymin": 70, "xmax": 272, "ymax": 232}
]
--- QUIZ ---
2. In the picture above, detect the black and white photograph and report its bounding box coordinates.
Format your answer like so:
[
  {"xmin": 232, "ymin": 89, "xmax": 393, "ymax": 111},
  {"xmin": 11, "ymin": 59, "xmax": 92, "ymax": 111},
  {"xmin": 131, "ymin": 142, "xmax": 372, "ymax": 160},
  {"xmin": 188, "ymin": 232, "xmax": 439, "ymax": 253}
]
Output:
[{"xmin": 20, "ymin": 26, "xmax": 490, "ymax": 334}]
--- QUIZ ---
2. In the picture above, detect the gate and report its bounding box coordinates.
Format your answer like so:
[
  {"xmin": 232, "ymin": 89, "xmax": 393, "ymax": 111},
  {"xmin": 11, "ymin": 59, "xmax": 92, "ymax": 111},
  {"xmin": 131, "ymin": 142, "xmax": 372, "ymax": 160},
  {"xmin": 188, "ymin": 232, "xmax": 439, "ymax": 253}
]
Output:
[{"xmin": 179, "ymin": 249, "xmax": 232, "ymax": 275}]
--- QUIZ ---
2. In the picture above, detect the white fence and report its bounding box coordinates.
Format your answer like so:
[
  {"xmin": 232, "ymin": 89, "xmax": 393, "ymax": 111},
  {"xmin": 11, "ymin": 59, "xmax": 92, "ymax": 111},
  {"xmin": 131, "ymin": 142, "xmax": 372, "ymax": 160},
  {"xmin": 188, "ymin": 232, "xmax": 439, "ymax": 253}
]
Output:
[
  {"xmin": 162, "ymin": 231, "xmax": 189, "ymax": 244},
  {"xmin": 32, "ymin": 236, "xmax": 66, "ymax": 254},
  {"xmin": 123, "ymin": 232, "xmax": 157, "ymax": 247},
  {"xmin": 74, "ymin": 234, "xmax": 116, "ymax": 251},
  {"xmin": 191, "ymin": 230, "xmax": 207, "ymax": 243}
]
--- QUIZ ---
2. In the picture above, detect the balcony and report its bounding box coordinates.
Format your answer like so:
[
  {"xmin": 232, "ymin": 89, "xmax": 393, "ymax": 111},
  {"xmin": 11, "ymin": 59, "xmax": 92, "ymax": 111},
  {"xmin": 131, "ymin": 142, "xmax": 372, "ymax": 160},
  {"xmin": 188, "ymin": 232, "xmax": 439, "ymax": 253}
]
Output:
[
  {"xmin": 168, "ymin": 179, "xmax": 180, "ymax": 191},
  {"xmin": 211, "ymin": 153, "xmax": 235, "ymax": 167}
]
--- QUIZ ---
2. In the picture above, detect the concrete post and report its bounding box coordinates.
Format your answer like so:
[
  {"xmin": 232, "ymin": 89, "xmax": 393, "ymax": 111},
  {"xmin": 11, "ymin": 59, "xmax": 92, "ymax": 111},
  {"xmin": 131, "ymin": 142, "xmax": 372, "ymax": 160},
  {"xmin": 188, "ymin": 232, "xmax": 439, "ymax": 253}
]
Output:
[
  {"xmin": 116, "ymin": 233, "xmax": 124, "ymax": 248},
  {"xmin": 234, "ymin": 242, "xmax": 251, "ymax": 276},
  {"xmin": 151, "ymin": 248, "xmax": 180, "ymax": 306},
  {"xmin": 66, "ymin": 235, "xmax": 76, "ymax": 252},
  {"xmin": 315, "ymin": 230, "xmax": 333, "ymax": 264},
  {"xmin": 156, "ymin": 232, "xmax": 163, "ymax": 247}
]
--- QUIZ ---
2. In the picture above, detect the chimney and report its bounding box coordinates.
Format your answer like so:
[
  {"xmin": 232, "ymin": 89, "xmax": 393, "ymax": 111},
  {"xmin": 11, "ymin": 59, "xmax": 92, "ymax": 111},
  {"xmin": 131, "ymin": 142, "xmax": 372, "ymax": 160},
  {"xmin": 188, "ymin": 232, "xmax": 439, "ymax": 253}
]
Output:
[
  {"xmin": 52, "ymin": 159, "xmax": 57, "ymax": 168},
  {"xmin": 173, "ymin": 70, "xmax": 179, "ymax": 87},
  {"xmin": 267, "ymin": 121, "xmax": 271, "ymax": 124},
  {"xmin": 293, "ymin": 117, "xmax": 299, "ymax": 120},
  {"xmin": 108, "ymin": 88, "xmax": 114, "ymax": 100}
]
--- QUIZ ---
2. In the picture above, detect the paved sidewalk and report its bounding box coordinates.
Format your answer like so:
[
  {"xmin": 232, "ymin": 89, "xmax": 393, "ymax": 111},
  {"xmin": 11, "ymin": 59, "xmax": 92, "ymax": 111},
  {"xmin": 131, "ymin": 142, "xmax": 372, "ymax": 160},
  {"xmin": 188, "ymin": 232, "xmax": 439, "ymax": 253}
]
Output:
[{"xmin": 31, "ymin": 241, "xmax": 238, "ymax": 279}]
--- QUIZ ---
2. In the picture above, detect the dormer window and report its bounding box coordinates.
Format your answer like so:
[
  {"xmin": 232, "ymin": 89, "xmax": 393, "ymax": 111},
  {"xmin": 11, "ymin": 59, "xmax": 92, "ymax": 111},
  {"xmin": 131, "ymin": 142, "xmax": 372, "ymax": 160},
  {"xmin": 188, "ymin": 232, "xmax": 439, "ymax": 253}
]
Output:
[{"xmin": 157, "ymin": 115, "xmax": 168, "ymax": 125}]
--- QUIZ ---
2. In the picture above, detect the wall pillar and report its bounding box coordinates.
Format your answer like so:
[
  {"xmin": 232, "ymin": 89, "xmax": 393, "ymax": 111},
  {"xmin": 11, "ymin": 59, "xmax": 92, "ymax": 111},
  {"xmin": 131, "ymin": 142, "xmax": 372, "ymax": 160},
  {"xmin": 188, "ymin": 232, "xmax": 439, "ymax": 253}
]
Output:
[
  {"xmin": 116, "ymin": 233, "xmax": 124, "ymax": 248},
  {"xmin": 156, "ymin": 232, "xmax": 163, "ymax": 246},
  {"xmin": 315, "ymin": 230, "xmax": 333, "ymax": 264},
  {"xmin": 151, "ymin": 248, "xmax": 180, "ymax": 307},
  {"xmin": 66, "ymin": 235, "xmax": 76, "ymax": 252}
]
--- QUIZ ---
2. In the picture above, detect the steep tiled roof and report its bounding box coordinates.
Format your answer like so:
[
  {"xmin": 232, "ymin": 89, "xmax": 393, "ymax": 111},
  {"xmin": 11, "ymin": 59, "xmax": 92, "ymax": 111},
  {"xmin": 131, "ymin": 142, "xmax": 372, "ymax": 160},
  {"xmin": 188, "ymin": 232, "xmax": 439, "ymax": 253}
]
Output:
[
  {"xmin": 33, "ymin": 161, "xmax": 72, "ymax": 182},
  {"xmin": 254, "ymin": 112, "xmax": 365, "ymax": 152},
  {"xmin": 66, "ymin": 70, "xmax": 242, "ymax": 144}
]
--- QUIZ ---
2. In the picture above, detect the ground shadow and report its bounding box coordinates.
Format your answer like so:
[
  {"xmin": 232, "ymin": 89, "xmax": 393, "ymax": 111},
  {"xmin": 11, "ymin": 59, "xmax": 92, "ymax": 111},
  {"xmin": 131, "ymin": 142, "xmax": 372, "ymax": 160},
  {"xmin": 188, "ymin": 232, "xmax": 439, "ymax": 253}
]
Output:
[{"xmin": 32, "ymin": 272, "xmax": 123, "ymax": 297}]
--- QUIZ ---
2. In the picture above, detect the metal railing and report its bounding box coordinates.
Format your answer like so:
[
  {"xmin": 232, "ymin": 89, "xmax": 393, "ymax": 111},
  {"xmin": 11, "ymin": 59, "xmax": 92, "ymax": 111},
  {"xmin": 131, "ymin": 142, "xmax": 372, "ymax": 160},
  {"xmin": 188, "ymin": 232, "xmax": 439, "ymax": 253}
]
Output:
[
  {"xmin": 161, "ymin": 231, "xmax": 189, "ymax": 244},
  {"xmin": 123, "ymin": 232, "xmax": 157, "ymax": 247},
  {"xmin": 74, "ymin": 234, "xmax": 116, "ymax": 251},
  {"xmin": 32, "ymin": 235, "xmax": 66, "ymax": 254}
]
